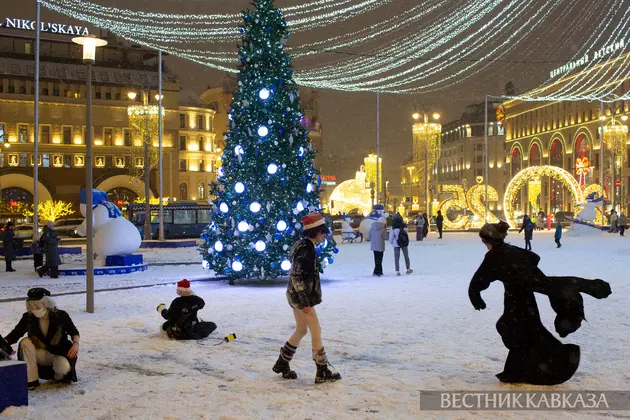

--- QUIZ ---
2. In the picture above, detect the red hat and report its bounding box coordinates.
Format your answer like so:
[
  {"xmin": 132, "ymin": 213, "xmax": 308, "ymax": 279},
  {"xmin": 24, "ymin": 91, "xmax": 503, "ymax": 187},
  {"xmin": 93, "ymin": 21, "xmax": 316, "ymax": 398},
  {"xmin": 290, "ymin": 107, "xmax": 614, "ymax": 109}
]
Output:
[
  {"xmin": 301, "ymin": 212, "xmax": 325, "ymax": 230},
  {"xmin": 177, "ymin": 279, "xmax": 190, "ymax": 294}
]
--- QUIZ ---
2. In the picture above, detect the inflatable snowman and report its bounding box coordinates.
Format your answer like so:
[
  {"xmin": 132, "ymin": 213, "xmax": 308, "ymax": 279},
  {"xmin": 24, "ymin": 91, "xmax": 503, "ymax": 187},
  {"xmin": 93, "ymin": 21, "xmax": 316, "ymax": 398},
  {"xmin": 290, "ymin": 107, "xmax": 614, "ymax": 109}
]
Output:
[
  {"xmin": 77, "ymin": 189, "xmax": 142, "ymax": 265},
  {"xmin": 359, "ymin": 205, "xmax": 389, "ymax": 239},
  {"xmin": 566, "ymin": 193, "xmax": 605, "ymax": 237}
]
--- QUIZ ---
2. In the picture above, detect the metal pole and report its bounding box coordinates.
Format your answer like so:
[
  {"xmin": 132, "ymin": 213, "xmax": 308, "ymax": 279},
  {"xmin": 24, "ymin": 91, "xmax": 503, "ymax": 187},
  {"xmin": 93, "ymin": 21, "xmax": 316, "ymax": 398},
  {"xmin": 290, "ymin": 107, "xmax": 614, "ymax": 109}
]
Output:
[
  {"xmin": 158, "ymin": 50, "xmax": 164, "ymax": 241},
  {"xmin": 376, "ymin": 93, "xmax": 380, "ymax": 205},
  {"xmin": 600, "ymin": 101, "xmax": 606, "ymax": 221},
  {"xmin": 143, "ymin": 90, "xmax": 152, "ymax": 240},
  {"xmin": 86, "ymin": 62, "xmax": 94, "ymax": 314},
  {"xmin": 484, "ymin": 95, "xmax": 489, "ymax": 222},
  {"xmin": 33, "ymin": 0, "xmax": 41, "ymax": 235}
]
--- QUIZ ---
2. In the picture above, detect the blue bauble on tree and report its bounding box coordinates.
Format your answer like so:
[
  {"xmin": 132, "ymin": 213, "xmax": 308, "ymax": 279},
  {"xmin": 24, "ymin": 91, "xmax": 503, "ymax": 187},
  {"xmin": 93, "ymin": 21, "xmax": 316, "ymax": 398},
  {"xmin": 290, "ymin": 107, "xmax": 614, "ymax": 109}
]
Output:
[
  {"xmin": 328, "ymin": 257, "xmax": 334, "ymax": 264},
  {"xmin": 316, "ymin": 248, "xmax": 322, "ymax": 255},
  {"xmin": 333, "ymin": 248, "xmax": 339, "ymax": 254},
  {"xmin": 273, "ymin": 233, "xmax": 281, "ymax": 241},
  {"xmin": 270, "ymin": 262, "xmax": 277, "ymax": 269}
]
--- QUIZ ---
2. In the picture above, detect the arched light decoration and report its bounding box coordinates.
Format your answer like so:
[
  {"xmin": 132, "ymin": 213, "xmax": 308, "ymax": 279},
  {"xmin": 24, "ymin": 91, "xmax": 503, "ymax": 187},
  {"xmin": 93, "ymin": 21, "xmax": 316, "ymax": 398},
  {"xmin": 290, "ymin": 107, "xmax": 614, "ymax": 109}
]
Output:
[
  {"xmin": 235, "ymin": 182, "xmax": 245, "ymax": 193},
  {"xmin": 71, "ymin": 34, "xmax": 107, "ymax": 64},
  {"xmin": 214, "ymin": 241, "xmax": 224, "ymax": 252},
  {"xmin": 267, "ymin": 163, "xmax": 278, "ymax": 174},
  {"xmin": 232, "ymin": 261, "xmax": 243, "ymax": 272},
  {"xmin": 237, "ymin": 221, "xmax": 249, "ymax": 232},
  {"xmin": 255, "ymin": 240, "xmax": 266, "ymax": 251},
  {"xmin": 249, "ymin": 201, "xmax": 261, "ymax": 213},
  {"xmin": 219, "ymin": 202, "xmax": 229, "ymax": 213},
  {"xmin": 276, "ymin": 220, "xmax": 288, "ymax": 231},
  {"xmin": 259, "ymin": 88, "xmax": 271, "ymax": 100},
  {"xmin": 281, "ymin": 260, "xmax": 292, "ymax": 271},
  {"xmin": 258, "ymin": 126, "xmax": 269, "ymax": 137}
]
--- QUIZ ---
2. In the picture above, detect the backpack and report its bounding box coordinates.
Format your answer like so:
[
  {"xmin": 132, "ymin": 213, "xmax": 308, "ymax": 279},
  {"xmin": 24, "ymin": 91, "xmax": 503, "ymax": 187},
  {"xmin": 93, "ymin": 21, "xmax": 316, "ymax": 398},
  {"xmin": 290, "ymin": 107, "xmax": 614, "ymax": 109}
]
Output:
[{"xmin": 397, "ymin": 229, "xmax": 409, "ymax": 248}]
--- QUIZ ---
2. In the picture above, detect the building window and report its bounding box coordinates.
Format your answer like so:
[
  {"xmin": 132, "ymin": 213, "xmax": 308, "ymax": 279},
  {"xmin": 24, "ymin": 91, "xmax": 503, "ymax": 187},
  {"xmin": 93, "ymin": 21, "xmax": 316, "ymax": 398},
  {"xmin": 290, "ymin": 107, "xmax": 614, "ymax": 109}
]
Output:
[
  {"xmin": 115, "ymin": 156, "xmax": 125, "ymax": 168},
  {"xmin": 7, "ymin": 154, "xmax": 19, "ymax": 167},
  {"xmin": 63, "ymin": 155, "xmax": 72, "ymax": 168},
  {"xmin": 42, "ymin": 87, "xmax": 49, "ymax": 96},
  {"xmin": 53, "ymin": 84, "xmax": 60, "ymax": 96},
  {"xmin": 74, "ymin": 155, "xmax": 85, "ymax": 167},
  {"xmin": 25, "ymin": 43, "xmax": 32, "ymax": 54},
  {"xmin": 475, "ymin": 169, "xmax": 483, "ymax": 177},
  {"xmin": 8, "ymin": 80, "xmax": 15, "ymax": 94},
  {"xmin": 476, "ymin": 155, "xmax": 483, "ymax": 163},
  {"xmin": 135, "ymin": 157, "xmax": 144, "ymax": 168},
  {"xmin": 19, "ymin": 153, "xmax": 28, "ymax": 167},
  {"xmin": 180, "ymin": 114, "xmax": 186, "ymax": 128},
  {"xmin": 198, "ymin": 182, "xmax": 205, "ymax": 200},
  {"xmin": 197, "ymin": 115, "xmax": 204, "ymax": 130},
  {"xmin": 95, "ymin": 156, "xmax": 105, "ymax": 168},
  {"xmin": 124, "ymin": 129, "xmax": 131, "ymax": 146},
  {"xmin": 179, "ymin": 136, "xmax": 186, "ymax": 150},
  {"xmin": 95, "ymin": 90, "xmax": 102, "ymax": 99},
  {"xmin": 62, "ymin": 126, "xmax": 72, "ymax": 144},
  {"xmin": 100, "ymin": 72, "xmax": 110, "ymax": 82},
  {"xmin": 199, "ymin": 137, "xmax": 204, "ymax": 151},
  {"xmin": 105, "ymin": 92, "xmax": 112, "ymax": 100},
  {"xmin": 103, "ymin": 128, "xmax": 113, "ymax": 146},
  {"xmin": 40, "ymin": 126, "xmax": 50, "ymax": 144},
  {"xmin": 42, "ymin": 154, "xmax": 50, "ymax": 168},
  {"xmin": 179, "ymin": 182, "xmax": 188, "ymax": 200},
  {"xmin": 180, "ymin": 159, "xmax": 187, "ymax": 172},
  {"xmin": 64, "ymin": 89, "xmax": 71, "ymax": 98},
  {"xmin": 199, "ymin": 160, "xmax": 205, "ymax": 172},
  {"xmin": 19, "ymin": 125, "xmax": 28, "ymax": 143},
  {"xmin": 19, "ymin": 85, "xmax": 26, "ymax": 94}
]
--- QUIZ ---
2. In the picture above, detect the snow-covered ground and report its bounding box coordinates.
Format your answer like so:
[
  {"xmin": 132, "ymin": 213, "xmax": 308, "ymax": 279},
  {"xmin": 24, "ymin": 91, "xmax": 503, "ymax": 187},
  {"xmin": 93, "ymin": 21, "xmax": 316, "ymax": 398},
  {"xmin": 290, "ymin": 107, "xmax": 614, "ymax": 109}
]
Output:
[{"xmin": 0, "ymin": 230, "xmax": 628, "ymax": 419}]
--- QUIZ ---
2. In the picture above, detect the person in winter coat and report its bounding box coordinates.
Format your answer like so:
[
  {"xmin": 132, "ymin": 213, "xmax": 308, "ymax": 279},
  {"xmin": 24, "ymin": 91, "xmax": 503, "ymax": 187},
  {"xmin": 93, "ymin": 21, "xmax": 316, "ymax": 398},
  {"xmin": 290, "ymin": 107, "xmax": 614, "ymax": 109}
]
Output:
[
  {"xmin": 609, "ymin": 210, "xmax": 618, "ymax": 233},
  {"xmin": 422, "ymin": 213, "xmax": 429, "ymax": 238},
  {"xmin": 157, "ymin": 279, "xmax": 216, "ymax": 340},
  {"xmin": 469, "ymin": 221, "xmax": 611, "ymax": 385},
  {"xmin": 536, "ymin": 211, "xmax": 545, "ymax": 231},
  {"xmin": 389, "ymin": 214, "xmax": 412, "ymax": 276},
  {"xmin": 38, "ymin": 224, "xmax": 61, "ymax": 279},
  {"xmin": 4, "ymin": 288, "xmax": 80, "ymax": 390},
  {"xmin": 554, "ymin": 221, "xmax": 563, "ymax": 248},
  {"xmin": 618, "ymin": 212, "xmax": 627, "ymax": 236},
  {"xmin": 3, "ymin": 221, "xmax": 16, "ymax": 272},
  {"xmin": 368, "ymin": 217, "xmax": 388, "ymax": 276},
  {"xmin": 273, "ymin": 212, "xmax": 341, "ymax": 384},
  {"xmin": 414, "ymin": 214, "xmax": 425, "ymax": 241},
  {"xmin": 436, "ymin": 210, "xmax": 444, "ymax": 239},
  {"xmin": 31, "ymin": 233, "xmax": 44, "ymax": 272},
  {"xmin": 518, "ymin": 214, "xmax": 534, "ymax": 250},
  {"xmin": 547, "ymin": 213, "xmax": 553, "ymax": 230}
]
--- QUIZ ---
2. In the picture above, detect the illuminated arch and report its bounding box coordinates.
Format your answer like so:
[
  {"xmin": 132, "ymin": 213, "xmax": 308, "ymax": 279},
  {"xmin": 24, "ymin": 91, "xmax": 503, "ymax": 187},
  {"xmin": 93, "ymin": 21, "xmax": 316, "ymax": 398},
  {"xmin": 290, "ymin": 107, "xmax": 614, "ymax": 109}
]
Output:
[
  {"xmin": 504, "ymin": 166, "xmax": 581, "ymax": 227},
  {"xmin": 0, "ymin": 174, "xmax": 53, "ymax": 202},
  {"xmin": 96, "ymin": 175, "xmax": 154, "ymax": 198}
]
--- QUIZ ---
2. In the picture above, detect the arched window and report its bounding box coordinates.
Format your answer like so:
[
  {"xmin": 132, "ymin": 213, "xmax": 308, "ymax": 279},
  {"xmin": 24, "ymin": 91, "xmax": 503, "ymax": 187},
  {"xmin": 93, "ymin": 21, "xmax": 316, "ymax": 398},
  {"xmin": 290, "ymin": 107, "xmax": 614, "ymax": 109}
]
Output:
[
  {"xmin": 574, "ymin": 134, "xmax": 591, "ymax": 160},
  {"xmin": 179, "ymin": 182, "xmax": 188, "ymax": 201},
  {"xmin": 550, "ymin": 139, "xmax": 563, "ymax": 168},
  {"xmin": 511, "ymin": 147, "xmax": 522, "ymax": 176},
  {"xmin": 529, "ymin": 142, "xmax": 541, "ymax": 166},
  {"xmin": 198, "ymin": 182, "xmax": 205, "ymax": 200}
]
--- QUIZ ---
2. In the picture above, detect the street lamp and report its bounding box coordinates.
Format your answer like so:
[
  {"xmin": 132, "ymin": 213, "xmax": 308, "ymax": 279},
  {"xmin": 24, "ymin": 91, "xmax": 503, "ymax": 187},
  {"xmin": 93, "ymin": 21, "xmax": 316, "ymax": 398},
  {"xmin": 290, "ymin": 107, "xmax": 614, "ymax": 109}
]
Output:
[
  {"xmin": 412, "ymin": 110, "xmax": 441, "ymax": 215},
  {"xmin": 127, "ymin": 91, "xmax": 137, "ymax": 101},
  {"xmin": 72, "ymin": 34, "xmax": 107, "ymax": 314}
]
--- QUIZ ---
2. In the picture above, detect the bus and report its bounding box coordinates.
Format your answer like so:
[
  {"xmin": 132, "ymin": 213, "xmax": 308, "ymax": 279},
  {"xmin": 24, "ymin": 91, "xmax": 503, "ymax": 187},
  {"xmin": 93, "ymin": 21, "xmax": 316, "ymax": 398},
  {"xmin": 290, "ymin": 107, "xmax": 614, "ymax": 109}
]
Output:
[{"xmin": 126, "ymin": 203, "xmax": 213, "ymax": 239}]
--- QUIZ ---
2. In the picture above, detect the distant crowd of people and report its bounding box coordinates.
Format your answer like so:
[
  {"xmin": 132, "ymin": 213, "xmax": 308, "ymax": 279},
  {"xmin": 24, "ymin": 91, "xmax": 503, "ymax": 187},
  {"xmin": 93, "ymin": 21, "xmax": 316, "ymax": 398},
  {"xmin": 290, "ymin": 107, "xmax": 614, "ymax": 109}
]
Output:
[{"xmin": 2, "ymin": 221, "xmax": 61, "ymax": 277}]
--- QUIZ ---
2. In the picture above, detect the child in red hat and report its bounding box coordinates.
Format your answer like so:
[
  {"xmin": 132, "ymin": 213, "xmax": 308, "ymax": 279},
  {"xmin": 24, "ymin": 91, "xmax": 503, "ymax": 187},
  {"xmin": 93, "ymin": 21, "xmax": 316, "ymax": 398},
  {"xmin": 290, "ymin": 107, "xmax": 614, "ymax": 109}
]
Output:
[
  {"xmin": 273, "ymin": 212, "xmax": 341, "ymax": 384},
  {"xmin": 157, "ymin": 279, "xmax": 217, "ymax": 340}
]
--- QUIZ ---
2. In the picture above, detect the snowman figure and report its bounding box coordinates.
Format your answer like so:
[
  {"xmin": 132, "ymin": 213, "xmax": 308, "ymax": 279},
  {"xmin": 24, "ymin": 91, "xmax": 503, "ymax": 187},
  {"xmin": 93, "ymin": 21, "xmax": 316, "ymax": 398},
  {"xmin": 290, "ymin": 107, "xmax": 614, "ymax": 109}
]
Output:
[
  {"xmin": 76, "ymin": 189, "xmax": 142, "ymax": 265},
  {"xmin": 566, "ymin": 192, "xmax": 605, "ymax": 237},
  {"xmin": 359, "ymin": 205, "xmax": 389, "ymax": 240}
]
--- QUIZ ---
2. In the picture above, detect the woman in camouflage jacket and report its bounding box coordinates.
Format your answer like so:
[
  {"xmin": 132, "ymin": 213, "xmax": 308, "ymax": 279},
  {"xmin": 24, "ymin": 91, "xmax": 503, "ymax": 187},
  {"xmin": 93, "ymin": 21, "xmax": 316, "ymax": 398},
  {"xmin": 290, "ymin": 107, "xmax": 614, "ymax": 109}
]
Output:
[{"xmin": 273, "ymin": 212, "xmax": 341, "ymax": 384}]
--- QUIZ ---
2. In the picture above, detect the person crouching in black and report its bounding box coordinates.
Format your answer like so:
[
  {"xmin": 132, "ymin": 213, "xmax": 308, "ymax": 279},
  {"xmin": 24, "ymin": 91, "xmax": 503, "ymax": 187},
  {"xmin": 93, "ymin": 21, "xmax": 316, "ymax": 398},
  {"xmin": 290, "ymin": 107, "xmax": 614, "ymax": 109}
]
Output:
[
  {"xmin": 157, "ymin": 279, "xmax": 217, "ymax": 340},
  {"xmin": 3, "ymin": 288, "xmax": 80, "ymax": 390}
]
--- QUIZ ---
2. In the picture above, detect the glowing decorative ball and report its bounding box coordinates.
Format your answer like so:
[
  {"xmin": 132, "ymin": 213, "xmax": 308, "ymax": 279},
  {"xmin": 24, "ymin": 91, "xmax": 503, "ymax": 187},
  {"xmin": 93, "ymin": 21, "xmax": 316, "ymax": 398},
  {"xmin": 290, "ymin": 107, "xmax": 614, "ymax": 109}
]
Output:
[
  {"xmin": 232, "ymin": 261, "xmax": 243, "ymax": 272},
  {"xmin": 296, "ymin": 201, "xmax": 305, "ymax": 212},
  {"xmin": 234, "ymin": 145, "xmax": 244, "ymax": 155},
  {"xmin": 259, "ymin": 88, "xmax": 270, "ymax": 100},
  {"xmin": 235, "ymin": 182, "xmax": 245, "ymax": 193},
  {"xmin": 258, "ymin": 126, "xmax": 269, "ymax": 137},
  {"xmin": 333, "ymin": 248, "xmax": 339, "ymax": 254},
  {"xmin": 281, "ymin": 260, "xmax": 292, "ymax": 271},
  {"xmin": 219, "ymin": 203, "xmax": 229, "ymax": 213},
  {"xmin": 306, "ymin": 184, "xmax": 314, "ymax": 193},
  {"xmin": 238, "ymin": 221, "xmax": 249, "ymax": 232},
  {"xmin": 277, "ymin": 220, "xmax": 287, "ymax": 231},
  {"xmin": 250, "ymin": 201, "xmax": 261, "ymax": 213},
  {"xmin": 255, "ymin": 240, "xmax": 266, "ymax": 252},
  {"xmin": 218, "ymin": 167, "xmax": 224, "ymax": 177},
  {"xmin": 214, "ymin": 241, "xmax": 224, "ymax": 252},
  {"xmin": 298, "ymin": 146, "xmax": 305, "ymax": 157},
  {"xmin": 228, "ymin": 113, "xmax": 233, "ymax": 121},
  {"xmin": 267, "ymin": 163, "xmax": 278, "ymax": 174},
  {"xmin": 328, "ymin": 257, "xmax": 334, "ymax": 264},
  {"xmin": 202, "ymin": 260, "xmax": 209, "ymax": 269}
]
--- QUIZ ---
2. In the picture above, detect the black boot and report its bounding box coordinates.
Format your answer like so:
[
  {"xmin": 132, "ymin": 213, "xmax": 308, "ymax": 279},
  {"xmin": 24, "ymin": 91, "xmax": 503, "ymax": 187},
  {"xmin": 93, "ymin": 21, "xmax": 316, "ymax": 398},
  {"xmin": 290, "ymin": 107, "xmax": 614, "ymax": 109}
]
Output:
[
  {"xmin": 272, "ymin": 356, "xmax": 297, "ymax": 379},
  {"xmin": 28, "ymin": 380, "xmax": 40, "ymax": 390},
  {"xmin": 313, "ymin": 347, "xmax": 341, "ymax": 384}
]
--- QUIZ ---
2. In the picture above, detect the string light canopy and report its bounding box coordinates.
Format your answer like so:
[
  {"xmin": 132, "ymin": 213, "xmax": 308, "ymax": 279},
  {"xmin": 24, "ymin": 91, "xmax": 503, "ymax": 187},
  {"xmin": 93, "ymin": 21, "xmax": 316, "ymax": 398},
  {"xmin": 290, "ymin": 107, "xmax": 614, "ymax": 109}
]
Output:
[{"xmin": 41, "ymin": 0, "xmax": 630, "ymax": 98}]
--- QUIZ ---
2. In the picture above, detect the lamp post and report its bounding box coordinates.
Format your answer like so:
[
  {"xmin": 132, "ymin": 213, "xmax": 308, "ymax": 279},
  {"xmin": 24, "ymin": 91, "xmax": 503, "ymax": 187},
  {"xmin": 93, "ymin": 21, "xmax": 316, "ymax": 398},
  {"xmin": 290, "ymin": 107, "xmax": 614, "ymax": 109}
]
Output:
[
  {"xmin": 412, "ymin": 110, "xmax": 441, "ymax": 215},
  {"xmin": 157, "ymin": 49, "xmax": 164, "ymax": 241},
  {"xmin": 72, "ymin": 34, "xmax": 107, "ymax": 314},
  {"xmin": 600, "ymin": 105, "xmax": 628, "ymax": 215}
]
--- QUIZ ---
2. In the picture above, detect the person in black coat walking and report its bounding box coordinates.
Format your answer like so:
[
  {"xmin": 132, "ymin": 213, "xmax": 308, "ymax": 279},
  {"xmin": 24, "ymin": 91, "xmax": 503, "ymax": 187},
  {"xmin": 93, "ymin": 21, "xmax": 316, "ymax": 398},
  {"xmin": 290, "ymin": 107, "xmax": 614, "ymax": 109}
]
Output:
[
  {"xmin": 436, "ymin": 211, "xmax": 444, "ymax": 239},
  {"xmin": 422, "ymin": 213, "xmax": 429, "ymax": 238},
  {"xmin": 518, "ymin": 214, "xmax": 535, "ymax": 250},
  {"xmin": 273, "ymin": 212, "xmax": 341, "ymax": 384},
  {"xmin": 157, "ymin": 279, "xmax": 216, "ymax": 340},
  {"xmin": 3, "ymin": 221, "xmax": 17, "ymax": 272},
  {"xmin": 469, "ymin": 221, "xmax": 611, "ymax": 385},
  {"xmin": 4, "ymin": 288, "xmax": 80, "ymax": 390},
  {"xmin": 38, "ymin": 224, "xmax": 61, "ymax": 279}
]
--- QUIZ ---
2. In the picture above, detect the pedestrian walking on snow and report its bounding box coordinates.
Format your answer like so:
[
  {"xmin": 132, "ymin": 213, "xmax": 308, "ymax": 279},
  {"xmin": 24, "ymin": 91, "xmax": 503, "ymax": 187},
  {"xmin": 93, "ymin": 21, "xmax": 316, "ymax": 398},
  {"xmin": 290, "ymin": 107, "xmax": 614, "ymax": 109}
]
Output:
[
  {"xmin": 618, "ymin": 213, "xmax": 627, "ymax": 236},
  {"xmin": 368, "ymin": 217, "xmax": 388, "ymax": 276},
  {"xmin": 273, "ymin": 212, "xmax": 341, "ymax": 384},
  {"xmin": 389, "ymin": 214, "xmax": 412, "ymax": 276},
  {"xmin": 519, "ymin": 214, "xmax": 534, "ymax": 250},
  {"xmin": 414, "ymin": 214, "xmax": 425, "ymax": 241},
  {"xmin": 3, "ymin": 221, "xmax": 16, "ymax": 272},
  {"xmin": 436, "ymin": 211, "xmax": 444, "ymax": 239},
  {"xmin": 554, "ymin": 221, "xmax": 563, "ymax": 248}
]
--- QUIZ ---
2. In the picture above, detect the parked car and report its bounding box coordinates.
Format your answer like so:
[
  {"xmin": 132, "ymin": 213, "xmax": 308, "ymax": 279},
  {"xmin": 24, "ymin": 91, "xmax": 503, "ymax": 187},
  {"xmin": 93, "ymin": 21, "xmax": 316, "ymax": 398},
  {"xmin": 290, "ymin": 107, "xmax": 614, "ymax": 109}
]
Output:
[
  {"xmin": 13, "ymin": 224, "xmax": 42, "ymax": 239},
  {"xmin": 53, "ymin": 218, "xmax": 84, "ymax": 237}
]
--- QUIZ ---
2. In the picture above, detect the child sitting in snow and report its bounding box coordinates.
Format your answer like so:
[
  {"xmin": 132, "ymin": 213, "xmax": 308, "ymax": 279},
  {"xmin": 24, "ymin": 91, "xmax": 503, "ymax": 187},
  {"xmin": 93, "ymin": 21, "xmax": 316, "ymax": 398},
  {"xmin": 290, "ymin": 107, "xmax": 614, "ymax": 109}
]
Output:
[{"xmin": 157, "ymin": 279, "xmax": 217, "ymax": 340}]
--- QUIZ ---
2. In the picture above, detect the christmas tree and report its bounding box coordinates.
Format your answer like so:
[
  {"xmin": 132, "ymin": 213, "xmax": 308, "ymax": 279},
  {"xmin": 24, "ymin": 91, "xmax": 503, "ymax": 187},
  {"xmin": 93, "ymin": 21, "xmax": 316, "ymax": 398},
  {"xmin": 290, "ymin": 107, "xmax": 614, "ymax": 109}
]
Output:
[{"xmin": 199, "ymin": 0, "xmax": 337, "ymax": 281}]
